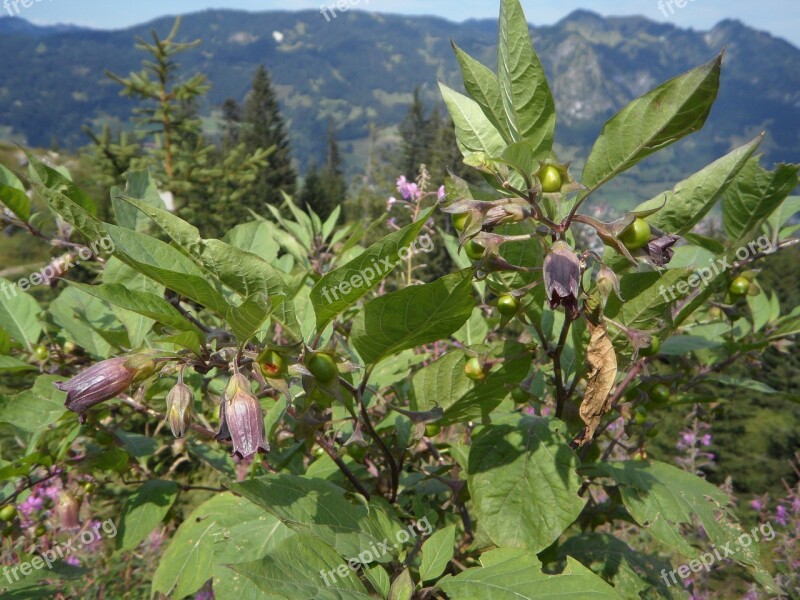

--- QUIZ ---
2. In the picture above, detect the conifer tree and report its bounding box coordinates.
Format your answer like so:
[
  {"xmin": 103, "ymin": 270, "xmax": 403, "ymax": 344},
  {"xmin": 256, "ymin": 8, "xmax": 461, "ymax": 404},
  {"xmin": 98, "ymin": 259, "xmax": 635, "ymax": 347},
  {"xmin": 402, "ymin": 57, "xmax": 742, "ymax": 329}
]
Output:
[
  {"xmin": 241, "ymin": 65, "xmax": 297, "ymax": 206},
  {"xmin": 398, "ymin": 87, "xmax": 431, "ymax": 179}
]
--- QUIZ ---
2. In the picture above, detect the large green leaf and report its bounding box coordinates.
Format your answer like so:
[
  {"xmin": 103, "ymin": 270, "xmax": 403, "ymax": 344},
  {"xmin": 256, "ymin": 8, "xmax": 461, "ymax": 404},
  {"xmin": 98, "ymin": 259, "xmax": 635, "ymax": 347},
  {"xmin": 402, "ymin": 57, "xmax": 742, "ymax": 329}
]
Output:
[
  {"xmin": 104, "ymin": 225, "xmax": 230, "ymax": 314},
  {"xmin": 310, "ymin": 209, "xmax": 433, "ymax": 331},
  {"xmin": 224, "ymin": 221, "xmax": 281, "ymax": 263},
  {"xmin": 27, "ymin": 151, "xmax": 96, "ymax": 215},
  {"xmin": 557, "ymin": 533, "xmax": 686, "ymax": 600},
  {"xmin": 468, "ymin": 416, "xmax": 586, "ymax": 552},
  {"xmin": 634, "ymin": 134, "xmax": 763, "ymax": 235},
  {"xmin": 229, "ymin": 534, "xmax": 371, "ymax": 600},
  {"xmin": 581, "ymin": 54, "xmax": 722, "ymax": 196},
  {"xmin": 453, "ymin": 42, "xmax": 510, "ymax": 141},
  {"xmin": 438, "ymin": 554, "xmax": 621, "ymax": 599},
  {"xmin": 497, "ymin": 0, "xmax": 555, "ymax": 155},
  {"xmin": 604, "ymin": 269, "xmax": 692, "ymax": 332},
  {"xmin": 722, "ymin": 158, "xmax": 800, "ymax": 242},
  {"xmin": 0, "ymin": 277, "xmax": 42, "ymax": 350},
  {"xmin": 351, "ymin": 270, "xmax": 474, "ymax": 365},
  {"xmin": 419, "ymin": 524, "xmax": 456, "ymax": 582},
  {"xmin": 118, "ymin": 195, "xmax": 300, "ymax": 340},
  {"xmin": 49, "ymin": 286, "xmax": 115, "ymax": 358},
  {"xmin": 581, "ymin": 461, "xmax": 778, "ymax": 594},
  {"xmin": 116, "ymin": 480, "xmax": 179, "ymax": 552},
  {"xmin": 0, "ymin": 164, "xmax": 30, "ymax": 221},
  {"xmin": 111, "ymin": 170, "xmax": 166, "ymax": 232},
  {"xmin": 152, "ymin": 493, "xmax": 293, "ymax": 599},
  {"xmin": 412, "ymin": 351, "xmax": 472, "ymax": 413},
  {"xmin": 439, "ymin": 82, "xmax": 506, "ymax": 157},
  {"xmin": 0, "ymin": 375, "xmax": 66, "ymax": 432},
  {"xmin": 441, "ymin": 341, "xmax": 531, "ymax": 425},
  {"xmin": 232, "ymin": 474, "xmax": 405, "ymax": 559},
  {"xmin": 69, "ymin": 283, "xmax": 204, "ymax": 351}
]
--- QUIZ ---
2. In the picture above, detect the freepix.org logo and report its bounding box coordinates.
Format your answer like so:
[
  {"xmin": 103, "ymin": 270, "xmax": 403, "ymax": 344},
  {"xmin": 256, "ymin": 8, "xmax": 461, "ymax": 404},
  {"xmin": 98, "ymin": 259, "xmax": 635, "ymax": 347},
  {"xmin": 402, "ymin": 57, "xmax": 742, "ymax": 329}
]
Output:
[{"xmin": 319, "ymin": 233, "xmax": 435, "ymax": 304}]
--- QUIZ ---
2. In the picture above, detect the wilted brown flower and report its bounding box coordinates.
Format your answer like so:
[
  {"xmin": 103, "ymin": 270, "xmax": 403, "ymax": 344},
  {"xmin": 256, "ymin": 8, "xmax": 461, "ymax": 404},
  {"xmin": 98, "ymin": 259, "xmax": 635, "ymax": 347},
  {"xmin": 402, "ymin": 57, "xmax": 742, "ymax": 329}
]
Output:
[
  {"xmin": 646, "ymin": 234, "xmax": 680, "ymax": 267},
  {"xmin": 215, "ymin": 373, "xmax": 269, "ymax": 459},
  {"xmin": 55, "ymin": 354, "xmax": 156, "ymax": 422},
  {"xmin": 543, "ymin": 241, "xmax": 582, "ymax": 316},
  {"xmin": 54, "ymin": 491, "xmax": 80, "ymax": 530},
  {"xmin": 165, "ymin": 381, "xmax": 194, "ymax": 438}
]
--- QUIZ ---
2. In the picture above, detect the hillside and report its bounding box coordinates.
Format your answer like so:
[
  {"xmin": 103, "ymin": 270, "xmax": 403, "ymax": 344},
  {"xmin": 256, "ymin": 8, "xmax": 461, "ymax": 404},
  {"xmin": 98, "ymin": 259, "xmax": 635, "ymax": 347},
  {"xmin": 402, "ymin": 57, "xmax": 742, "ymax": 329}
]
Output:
[{"xmin": 0, "ymin": 9, "xmax": 798, "ymax": 183}]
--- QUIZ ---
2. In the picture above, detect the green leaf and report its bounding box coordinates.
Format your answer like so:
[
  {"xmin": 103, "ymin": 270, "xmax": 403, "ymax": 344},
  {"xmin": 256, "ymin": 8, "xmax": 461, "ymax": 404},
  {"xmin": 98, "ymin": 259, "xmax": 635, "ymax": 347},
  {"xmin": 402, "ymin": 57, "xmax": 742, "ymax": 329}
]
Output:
[
  {"xmin": 634, "ymin": 134, "xmax": 763, "ymax": 235},
  {"xmin": 581, "ymin": 461, "xmax": 778, "ymax": 594},
  {"xmin": 351, "ymin": 270, "xmax": 475, "ymax": 365},
  {"xmin": 581, "ymin": 54, "xmax": 722, "ymax": 196},
  {"xmin": 659, "ymin": 335, "xmax": 721, "ymax": 355},
  {"xmin": 441, "ymin": 341, "xmax": 531, "ymax": 425},
  {"xmin": 231, "ymin": 474, "xmax": 405, "ymax": 559},
  {"xmin": 0, "ymin": 355, "xmax": 37, "ymax": 373},
  {"xmin": 224, "ymin": 221, "xmax": 281, "ymax": 263},
  {"xmin": 104, "ymin": 225, "xmax": 230, "ymax": 314},
  {"xmin": 453, "ymin": 42, "xmax": 510, "ymax": 141},
  {"xmin": 557, "ymin": 533, "xmax": 684, "ymax": 600},
  {"xmin": 229, "ymin": 534, "xmax": 371, "ymax": 600},
  {"xmin": 439, "ymin": 82, "xmax": 506, "ymax": 157},
  {"xmin": 468, "ymin": 416, "xmax": 586, "ymax": 552},
  {"xmin": 412, "ymin": 351, "xmax": 472, "ymax": 413},
  {"xmin": 49, "ymin": 287, "xmax": 114, "ymax": 358},
  {"xmin": 388, "ymin": 568, "xmax": 414, "ymax": 600},
  {"xmin": 497, "ymin": 0, "xmax": 555, "ymax": 155},
  {"xmin": 311, "ymin": 209, "xmax": 433, "ymax": 331},
  {"xmin": 0, "ymin": 167, "xmax": 31, "ymax": 221},
  {"xmin": 438, "ymin": 554, "xmax": 621, "ymax": 599},
  {"xmin": 27, "ymin": 151, "xmax": 96, "ymax": 215},
  {"xmin": 604, "ymin": 269, "xmax": 692, "ymax": 332},
  {"xmin": 116, "ymin": 480, "xmax": 179, "ymax": 552},
  {"xmin": 419, "ymin": 524, "xmax": 456, "ymax": 582},
  {"xmin": 0, "ymin": 375, "xmax": 66, "ymax": 432},
  {"xmin": 69, "ymin": 283, "xmax": 204, "ymax": 351},
  {"xmin": 0, "ymin": 278, "xmax": 42, "ymax": 351},
  {"xmin": 722, "ymin": 158, "xmax": 800, "ymax": 242},
  {"xmin": 152, "ymin": 493, "xmax": 291, "ymax": 599},
  {"xmin": 111, "ymin": 170, "xmax": 166, "ymax": 232},
  {"xmin": 119, "ymin": 195, "xmax": 300, "ymax": 339}
]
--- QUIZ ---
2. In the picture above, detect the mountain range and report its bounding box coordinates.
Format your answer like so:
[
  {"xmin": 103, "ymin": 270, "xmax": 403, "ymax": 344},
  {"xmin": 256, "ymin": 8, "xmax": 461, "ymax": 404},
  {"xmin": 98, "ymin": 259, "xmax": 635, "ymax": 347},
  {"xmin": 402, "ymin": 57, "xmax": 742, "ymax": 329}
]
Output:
[{"xmin": 0, "ymin": 8, "xmax": 798, "ymax": 186}]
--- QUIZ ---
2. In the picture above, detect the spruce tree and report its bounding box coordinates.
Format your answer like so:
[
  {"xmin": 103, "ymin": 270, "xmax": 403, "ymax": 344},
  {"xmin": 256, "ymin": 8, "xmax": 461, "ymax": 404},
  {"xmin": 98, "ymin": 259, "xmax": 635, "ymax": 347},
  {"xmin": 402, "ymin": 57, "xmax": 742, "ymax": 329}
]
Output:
[
  {"xmin": 398, "ymin": 87, "xmax": 431, "ymax": 179},
  {"xmin": 299, "ymin": 122, "xmax": 346, "ymax": 221},
  {"xmin": 242, "ymin": 65, "xmax": 296, "ymax": 206}
]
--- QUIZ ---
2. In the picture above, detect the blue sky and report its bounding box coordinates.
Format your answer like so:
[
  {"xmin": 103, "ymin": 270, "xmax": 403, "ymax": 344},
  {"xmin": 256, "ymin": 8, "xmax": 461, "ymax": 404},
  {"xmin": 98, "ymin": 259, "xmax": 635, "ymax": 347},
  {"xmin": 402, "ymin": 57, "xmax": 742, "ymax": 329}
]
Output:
[{"xmin": 8, "ymin": 0, "xmax": 800, "ymax": 46}]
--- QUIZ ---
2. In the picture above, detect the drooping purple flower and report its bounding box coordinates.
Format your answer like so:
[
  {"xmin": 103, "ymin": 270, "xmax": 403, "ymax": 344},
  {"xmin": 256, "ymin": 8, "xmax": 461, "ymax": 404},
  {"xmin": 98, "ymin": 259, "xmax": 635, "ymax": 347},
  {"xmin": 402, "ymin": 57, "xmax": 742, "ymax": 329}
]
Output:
[
  {"xmin": 543, "ymin": 241, "xmax": 581, "ymax": 316},
  {"xmin": 55, "ymin": 491, "xmax": 80, "ymax": 530},
  {"xmin": 215, "ymin": 374, "xmax": 269, "ymax": 460},
  {"xmin": 646, "ymin": 234, "xmax": 680, "ymax": 266},
  {"xmin": 165, "ymin": 382, "xmax": 194, "ymax": 438},
  {"xmin": 700, "ymin": 433, "xmax": 712, "ymax": 447},
  {"xmin": 55, "ymin": 354, "xmax": 157, "ymax": 421},
  {"xmin": 437, "ymin": 185, "xmax": 446, "ymax": 201},
  {"xmin": 19, "ymin": 494, "xmax": 43, "ymax": 517},
  {"xmin": 750, "ymin": 499, "xmax": 763, "ymax": 511},
  {"xmin": 776, "ymin": 505, "xmax": 789, "ymax": 526}
]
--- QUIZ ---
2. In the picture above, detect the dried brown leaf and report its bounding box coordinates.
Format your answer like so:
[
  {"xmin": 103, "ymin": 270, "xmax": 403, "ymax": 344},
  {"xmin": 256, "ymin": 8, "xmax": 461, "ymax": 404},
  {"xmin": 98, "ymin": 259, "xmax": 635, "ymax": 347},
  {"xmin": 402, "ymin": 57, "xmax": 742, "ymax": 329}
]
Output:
[{"xmin": 575, "ymin": 321, "xmax": 618, "ymax": 446}]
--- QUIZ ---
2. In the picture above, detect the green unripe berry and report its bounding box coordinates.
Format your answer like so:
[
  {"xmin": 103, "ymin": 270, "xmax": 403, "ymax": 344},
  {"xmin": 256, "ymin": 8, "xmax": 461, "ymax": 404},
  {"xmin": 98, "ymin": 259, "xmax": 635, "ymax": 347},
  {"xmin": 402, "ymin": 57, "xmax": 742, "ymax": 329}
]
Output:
[
  {"xmin": 0, "ymin": 505, "xmax": 16, "ymax": 522},
  {"xmin": 538, "ymin": 165, "xmax": 563, "ymax": 193},
  {"xmin": 33, "ymin": 345, "xmax": 48, "ymax": 361},
  {"xmin": 640, "ymin": 336, "xmax": 660, "ymax": 357},
  {"xmin": 464, "ymin": 240, "xmax": 485, "ymax": 261},
  {"xmin": 649, "ymin": 384, "xmax": 671, "ymax": 406},
  {"xmin": 729, "ymin": 276, "xmax": 750, "ymax": 297},
  {"xmin": 511, "ymin": 387, "xmax": 529, "ymax": 404},
  {"xmin": 451, "ymin": 213, "xmax": 468, "ymax": 232},
  {"xmin": 424, "ymin": 424, "xmax": 441, "ymax": 437},
  {"xmin": 464, "ymin": 357, "xmax": 486, "ymax": 381},
  {"xmin": 497, "ymin": 295, "xmax": 519, "ymax": 317},
  {"xmin": 307, "ymin": 353, "xmax": 338, "ymax": 383},
  {"xmin": 619, "ymin": 218, "xmax": 651, "ymax": 251}
]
